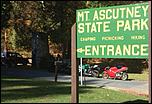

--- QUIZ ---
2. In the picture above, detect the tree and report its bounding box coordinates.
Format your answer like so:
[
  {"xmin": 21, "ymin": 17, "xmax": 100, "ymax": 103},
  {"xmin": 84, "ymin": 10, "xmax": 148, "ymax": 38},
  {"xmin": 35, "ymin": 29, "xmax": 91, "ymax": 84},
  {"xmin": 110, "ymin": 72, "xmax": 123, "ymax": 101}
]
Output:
[
  {"xmin": 1, "ymin": 1, "xmax": 147, "ymax": 71},
  {"xmin": 1, "ymin": 1, "xmax": 13, "ymax": 51},
  {"xmin": 8, "ymin": 1, "xmax": 81, "ymax": 68},
  {"xmin": 1, "ymin": 1, "xmax": 57, "ymax": 68},
  {"xmin": 50, "ymin": 1, "xmax": 85, "ymax": 58}
]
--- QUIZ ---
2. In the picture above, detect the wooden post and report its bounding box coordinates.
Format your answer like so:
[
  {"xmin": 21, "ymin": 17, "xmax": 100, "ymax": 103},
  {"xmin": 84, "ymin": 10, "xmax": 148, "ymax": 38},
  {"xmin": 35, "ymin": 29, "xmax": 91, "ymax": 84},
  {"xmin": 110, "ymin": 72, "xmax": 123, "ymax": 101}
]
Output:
[
  {"xmin": 55, "ymin": 62, "xmax": 58, "ymax": 82},
  {"xmin": 80, "ymin": 58, "xmax": 83, "ymax": 85},
  {"xmin": 148, "ymin": 1, "xmax": 151, "ymax": 103},
  {"xmin": 4, "ymin": 29, "xmax": 7, "ymax": 53},
  {"xmin": 71, "ymin": 23, "xmax": 78, "ymax": 103}
]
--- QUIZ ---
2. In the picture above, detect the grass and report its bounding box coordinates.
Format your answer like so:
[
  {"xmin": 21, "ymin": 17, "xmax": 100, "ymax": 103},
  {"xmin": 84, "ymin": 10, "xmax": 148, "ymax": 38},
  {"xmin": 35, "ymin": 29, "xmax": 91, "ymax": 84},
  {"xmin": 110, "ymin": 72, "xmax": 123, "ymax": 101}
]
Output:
[
  {"xmin": 1, "ymin": 76, "xmax": 148, "ymax": 103},
  {"xmin": 128, "ymin": 70, "xmax": 149, "ymax": 81}
]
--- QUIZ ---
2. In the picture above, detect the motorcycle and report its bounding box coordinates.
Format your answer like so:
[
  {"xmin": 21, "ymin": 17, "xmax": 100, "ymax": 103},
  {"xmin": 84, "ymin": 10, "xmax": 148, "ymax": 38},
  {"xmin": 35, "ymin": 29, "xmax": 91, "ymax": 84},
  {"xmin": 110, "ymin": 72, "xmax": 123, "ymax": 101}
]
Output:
[
  {"xmin": 78, "ymin": 64, "xmax": 101, "ymax": 77},
  {"xmin": 102, "ymin": 64, "xmax": 128, "ymax": 80},
  {"xmin": 79, "ymin": 64, "xmax": 90, "ymax": 76},
  {"xmin": 89, "ymin": 64, "xmax": 101, "ymax": 77}
]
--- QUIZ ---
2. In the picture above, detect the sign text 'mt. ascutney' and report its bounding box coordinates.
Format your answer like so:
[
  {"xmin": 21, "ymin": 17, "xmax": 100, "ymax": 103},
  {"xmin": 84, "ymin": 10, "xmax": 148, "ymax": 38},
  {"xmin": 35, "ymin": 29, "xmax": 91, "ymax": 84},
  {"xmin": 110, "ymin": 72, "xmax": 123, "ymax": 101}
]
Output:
[{"xmin": 76, "ymin": 2, "xmax": 149, "ymax": 58}]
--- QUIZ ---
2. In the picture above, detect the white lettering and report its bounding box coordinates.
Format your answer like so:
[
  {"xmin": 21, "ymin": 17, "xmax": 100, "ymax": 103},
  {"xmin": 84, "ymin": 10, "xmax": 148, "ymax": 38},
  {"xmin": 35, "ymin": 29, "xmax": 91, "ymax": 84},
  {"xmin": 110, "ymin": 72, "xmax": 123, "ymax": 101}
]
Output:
[
  {"xmin": 117, "ymin": 20, "xmax": 124, "ymax": 31},
  {"xmin": 141, "ymin": 44, "xmax": 148, "ymax": 56},
  {"xmin": 78, "ymin": 23, "xmax": 84, "ymax": 33},
  {"xmin": 115, "ymin": 45, "xmax": 122, "ymax": 55},
  {"xmin": 85, "ymin": 46, "xmax": 91, "ymax": 55},
  {"xmin": 93, "ymin": 10, "xmax": 99, "ymax": 20},
  {"xmin": 107, "ymin": 45, "xmax": 114, "ymax": 55},
  {"xmin": 92, "ymin": 45, "xmax": 99, "ymax": 55},
  {"xmin": 132, "ymin": 45, "xmax": 140, "ymax": 55}
]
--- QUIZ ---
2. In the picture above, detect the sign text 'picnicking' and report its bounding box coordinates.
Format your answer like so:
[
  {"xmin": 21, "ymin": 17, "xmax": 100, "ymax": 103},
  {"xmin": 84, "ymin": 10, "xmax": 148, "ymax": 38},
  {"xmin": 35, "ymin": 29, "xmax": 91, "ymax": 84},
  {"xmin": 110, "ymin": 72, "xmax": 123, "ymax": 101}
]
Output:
[{"xmin": 76, "ymin": 2, "xmax": 149, "ymax": 58}]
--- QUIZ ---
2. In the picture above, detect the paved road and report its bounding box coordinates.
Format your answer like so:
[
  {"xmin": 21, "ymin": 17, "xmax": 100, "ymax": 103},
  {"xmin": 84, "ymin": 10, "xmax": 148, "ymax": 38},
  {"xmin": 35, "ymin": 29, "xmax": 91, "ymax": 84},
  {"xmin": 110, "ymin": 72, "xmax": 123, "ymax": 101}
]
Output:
[{"xmin": 1, "ymin": 67, "xmax": 149, "ymax": 96}]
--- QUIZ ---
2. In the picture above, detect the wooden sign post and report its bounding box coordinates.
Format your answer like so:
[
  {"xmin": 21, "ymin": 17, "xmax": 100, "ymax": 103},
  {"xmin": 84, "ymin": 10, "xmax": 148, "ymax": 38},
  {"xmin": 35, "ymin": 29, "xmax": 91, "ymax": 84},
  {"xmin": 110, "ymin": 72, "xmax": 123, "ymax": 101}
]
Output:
[
  {"xmin": 71, "ymin": 23, "xmax": 78, "ymax": 103},
  {"xmin": 71, "ymin": 2, "xmax": 151, "ymax": 103},
  {"xmin": 148, "ymin": 1, "xmax": 151, "ymax": 103}
]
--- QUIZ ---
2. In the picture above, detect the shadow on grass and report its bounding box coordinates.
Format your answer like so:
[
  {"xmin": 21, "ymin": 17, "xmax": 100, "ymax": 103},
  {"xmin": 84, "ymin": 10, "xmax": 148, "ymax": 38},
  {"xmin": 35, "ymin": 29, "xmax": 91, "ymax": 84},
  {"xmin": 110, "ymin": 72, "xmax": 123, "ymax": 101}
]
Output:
[
  {"xmin": 126, "ymin": 79, "xmax": 135, "ymax": 81},
  {"xmin": 1, "ymin": 81, "xmax": 68, "ymax": 102},
  {"xmin": 1, "ymin": 76, "xmax": 95, "ymax": 102},
  {"xmin": 122, "ymin": 99, "xmax": 148, "ymax": 103},
  {"xmin": 1, "ymin": 75, "xmax": 149, "ymax": 103}
]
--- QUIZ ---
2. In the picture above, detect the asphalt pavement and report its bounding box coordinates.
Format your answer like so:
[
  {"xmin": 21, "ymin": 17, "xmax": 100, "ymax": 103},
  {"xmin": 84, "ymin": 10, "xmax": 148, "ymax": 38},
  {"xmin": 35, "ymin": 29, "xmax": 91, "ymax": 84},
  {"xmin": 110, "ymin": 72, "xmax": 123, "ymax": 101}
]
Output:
[{"xmin": 1, "ymin": 67, "xmax": 149, "ymax": 96}]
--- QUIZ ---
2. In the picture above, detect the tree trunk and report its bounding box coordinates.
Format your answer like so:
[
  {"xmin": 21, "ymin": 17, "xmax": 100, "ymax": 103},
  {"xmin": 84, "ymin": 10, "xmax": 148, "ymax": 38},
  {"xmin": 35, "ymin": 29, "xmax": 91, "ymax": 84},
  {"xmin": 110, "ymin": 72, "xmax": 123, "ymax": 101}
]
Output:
[{"xmin": 32, "ymin": 32, "xmax": 50, "ymax": 69}]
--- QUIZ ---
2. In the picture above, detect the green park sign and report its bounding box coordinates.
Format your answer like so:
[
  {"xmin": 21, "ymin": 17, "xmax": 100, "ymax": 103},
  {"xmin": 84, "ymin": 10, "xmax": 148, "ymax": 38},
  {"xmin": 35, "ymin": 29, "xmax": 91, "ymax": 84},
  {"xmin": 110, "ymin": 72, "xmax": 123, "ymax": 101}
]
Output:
[{"xmin": 76, "ymin": 2, "xmax": 149, "ymax": 58}]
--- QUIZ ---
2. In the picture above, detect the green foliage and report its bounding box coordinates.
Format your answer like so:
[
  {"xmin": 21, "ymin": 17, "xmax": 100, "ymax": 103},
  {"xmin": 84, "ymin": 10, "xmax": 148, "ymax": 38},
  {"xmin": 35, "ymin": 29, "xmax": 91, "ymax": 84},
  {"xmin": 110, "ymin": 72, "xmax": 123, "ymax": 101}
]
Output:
[
  {"xmin": 1, "ymin": 1, "xmax": 148, "ymax": 56},
  {"xmin": 84, "ymin": 1, "xmax": 147, "ymax": 8},
  {"xmin": 1, "ymin": 1, "xmax": 13, "ymax": 28},
  {"xmin": 8, "ymin": 27, "xmax": 16, "ymax": 50}
]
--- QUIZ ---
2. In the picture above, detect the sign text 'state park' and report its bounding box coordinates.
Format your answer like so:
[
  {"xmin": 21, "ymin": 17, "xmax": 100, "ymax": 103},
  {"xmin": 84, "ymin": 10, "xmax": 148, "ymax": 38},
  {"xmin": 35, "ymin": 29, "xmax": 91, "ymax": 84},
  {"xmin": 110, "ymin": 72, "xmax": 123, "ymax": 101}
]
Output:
[{"xmin": 76, "ymin": 2, "xmax": 149, "ymax": 58}]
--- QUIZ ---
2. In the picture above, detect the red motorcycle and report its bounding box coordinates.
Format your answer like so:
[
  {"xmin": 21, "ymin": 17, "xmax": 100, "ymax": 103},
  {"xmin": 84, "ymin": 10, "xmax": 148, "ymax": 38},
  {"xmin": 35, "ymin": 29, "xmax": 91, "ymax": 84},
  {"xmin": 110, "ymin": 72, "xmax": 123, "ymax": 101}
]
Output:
[{"xmin": 102, "ymin": 64, "xmax": 128, "ymax": 80}]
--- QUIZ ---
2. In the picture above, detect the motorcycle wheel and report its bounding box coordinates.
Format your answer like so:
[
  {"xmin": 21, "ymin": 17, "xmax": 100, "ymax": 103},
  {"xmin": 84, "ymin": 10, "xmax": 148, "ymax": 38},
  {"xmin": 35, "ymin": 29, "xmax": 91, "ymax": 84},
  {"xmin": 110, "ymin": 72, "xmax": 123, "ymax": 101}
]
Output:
[
  {"xmin": 102, "ymin": 73, "xmax": 109, "ymax": 79},
  {"xmin": 91, "ymin": 70, "xmax": 99, "ymax": 78},
  {"xmin": 121, "ymin": 73, "xmax": 128, "ymax": 80}
]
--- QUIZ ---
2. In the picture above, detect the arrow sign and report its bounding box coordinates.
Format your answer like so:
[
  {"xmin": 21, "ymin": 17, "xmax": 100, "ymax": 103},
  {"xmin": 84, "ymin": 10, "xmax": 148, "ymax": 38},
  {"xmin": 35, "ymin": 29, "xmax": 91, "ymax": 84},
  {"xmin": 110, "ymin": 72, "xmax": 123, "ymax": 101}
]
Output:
[{"xmin": 77, "ymin": 48, "xmax": 85, "ymax": 53}]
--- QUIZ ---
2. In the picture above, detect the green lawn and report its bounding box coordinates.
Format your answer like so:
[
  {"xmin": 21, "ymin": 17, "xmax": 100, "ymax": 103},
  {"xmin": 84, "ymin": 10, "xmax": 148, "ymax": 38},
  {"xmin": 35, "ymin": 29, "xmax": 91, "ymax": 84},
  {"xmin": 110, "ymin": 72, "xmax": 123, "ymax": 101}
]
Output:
[
  {"xmin": 128, "ymin": 71, "xmax": 149, "ymax": 81},
  {"xmin": 1, "ymin": 76, "xmax": 148, "ymax": 103}
]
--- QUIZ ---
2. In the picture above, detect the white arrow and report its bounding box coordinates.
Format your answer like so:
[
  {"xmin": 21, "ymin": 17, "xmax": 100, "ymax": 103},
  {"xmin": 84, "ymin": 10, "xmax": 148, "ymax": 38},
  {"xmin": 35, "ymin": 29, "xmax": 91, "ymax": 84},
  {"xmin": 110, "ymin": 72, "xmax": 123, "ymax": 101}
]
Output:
[{"xmin": 77, "ymin": 48, "xmax": 85, "ymax": 53}]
